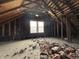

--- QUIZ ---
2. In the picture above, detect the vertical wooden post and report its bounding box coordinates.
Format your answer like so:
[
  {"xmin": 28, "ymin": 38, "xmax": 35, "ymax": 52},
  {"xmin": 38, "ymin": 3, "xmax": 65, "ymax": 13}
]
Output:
[
  {"xmin": 61, "ymin": 16, "xmax": 64, "ymax": 39},
  {"xmin": 66, "ymin": 16, "xmax": 68, "ymax": 40},
  {"xmin": 69, "ymin": 25, "xmax": 71, "ymax": 41},
  {"xmin": 0, "ymin": 25, "xmax": 2, "ymax": 36},
  {"xmin": 57, "ymin": 22, "xmax": 59, "ymax": 37},
  {"xmin": 66, "ymin": 16, "xmax": 71, "ymax": 41},
  {"xmin": 14, "ymin": 20, "xmax": 16, "ymax": 36},
  {"xmin": 18, "ymin": 19, "xmax": 21, "ymax": 40},
  {"xmin": 12, "ymin": 19, "xmax": 17, "ymax": 40},
  {"xmin": 54, "ymin": 22, "xmax": 56, "ymax": 37},
  {"xmin": 68, "ymin": 16, "xmax": 71, "ymax": 41},
  {"xmin": 9, "ymin": 22, "xmax": 11, "ymax": 36},
  {"xmin": 2, "ymin": 24, "xmax": 5, "ymax": 36}
]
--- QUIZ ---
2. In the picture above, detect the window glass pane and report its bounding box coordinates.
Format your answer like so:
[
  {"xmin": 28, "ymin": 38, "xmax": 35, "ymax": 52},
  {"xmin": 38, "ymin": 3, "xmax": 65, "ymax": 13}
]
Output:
[
  {"xmin": 30, "ymin": 21, "xmax": 37, "ymax": 33},
  {"xmin": 38, "ymin": 21, "xmax": 44, "ymax": 33}
]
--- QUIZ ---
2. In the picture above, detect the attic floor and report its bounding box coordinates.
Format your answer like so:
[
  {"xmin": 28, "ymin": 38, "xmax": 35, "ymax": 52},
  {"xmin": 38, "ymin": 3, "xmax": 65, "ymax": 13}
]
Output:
[{"xmin": 0, "ymin": 38, "xmax": 79, "ymax": 59}]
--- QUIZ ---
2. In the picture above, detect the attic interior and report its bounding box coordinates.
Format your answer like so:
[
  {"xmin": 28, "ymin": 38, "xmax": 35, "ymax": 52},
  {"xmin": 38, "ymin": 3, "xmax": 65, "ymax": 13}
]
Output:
[{"xmin": 0, "ymin": 0, "xmax": 79, "ymax": 59}]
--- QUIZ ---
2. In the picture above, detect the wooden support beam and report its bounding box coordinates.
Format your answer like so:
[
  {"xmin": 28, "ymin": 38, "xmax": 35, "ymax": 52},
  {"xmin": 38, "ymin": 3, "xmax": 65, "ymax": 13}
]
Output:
[
  {"xmin": 61, "ymin": 17, "xmax": 64, "ymax": 39},
  {"xmin": 9, "ymin": 22, "xmax": 11, "ymax": 36},
  {"xmin": 2, "ymin": 24, "xmax": 5, "ymax": 36},
  {"xmin": 64, "ymin": 16, "xmax": 68, "ymax": 40},
  {"xmin": 66, "ymin": 16, "xmax": 71, "ymax": 41},
  {"xmin": 57, "ymin": 21, "xmax": 59, "ymax": 37},
  {"xmin": 0, "ymin": 0, "xmax": 23, "ymax": 14},
  {"xmin": 14, "ymin": 20, "xmax": 16, "ymax": 36},
  {"xmin": 53, "ymin": 22, "xmax": 56, "ymax": 37},
  {"xmin": 17, "ymin": 19, "xmax": 21, "ymax": 40},
  {"xmin": 42, "ymin": 0, "xmax": 61, "ymax": 24},
  {"xmin": 0, "ymin": 26, "xmax": 2, "ymax": 36}
]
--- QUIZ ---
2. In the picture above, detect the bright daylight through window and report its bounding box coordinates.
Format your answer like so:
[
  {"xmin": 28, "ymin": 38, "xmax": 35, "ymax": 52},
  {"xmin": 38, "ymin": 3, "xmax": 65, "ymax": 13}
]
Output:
[{"xmin": 30, "ymin": 21, "xmax": 44, "ymax": 33}]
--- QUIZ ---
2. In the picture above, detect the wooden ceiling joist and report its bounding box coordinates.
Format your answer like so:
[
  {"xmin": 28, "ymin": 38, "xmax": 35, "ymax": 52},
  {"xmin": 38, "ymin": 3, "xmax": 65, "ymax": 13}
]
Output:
[
  {"xmin": 0, "ymin": 9, "xmax": 23, "ymax": 23},
  {"xmin": 0, "ymin": 0, "xmax": 79, "ymax": 32},
  {"xmin": 0, "ymin": 0, "xmax": 23, "ymax": 14}
]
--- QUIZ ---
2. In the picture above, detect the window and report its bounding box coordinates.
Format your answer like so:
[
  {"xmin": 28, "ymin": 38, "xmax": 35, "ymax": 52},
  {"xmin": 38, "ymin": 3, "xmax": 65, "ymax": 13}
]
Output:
[
  {"xmin": 30, "ymin": 21, "xmax": 44, "ymax": 33},
  {"xmin": 30, "ymin": 21, "xmax": 37, "ymax": 33},
  {"xmin": 38, "ymin": 21, "xmax": 44, "ymax": 33}
]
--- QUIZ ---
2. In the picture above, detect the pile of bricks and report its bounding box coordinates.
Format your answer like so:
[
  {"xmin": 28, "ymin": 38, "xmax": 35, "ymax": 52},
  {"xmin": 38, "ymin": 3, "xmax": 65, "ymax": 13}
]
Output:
[{"xmin": 39, "ymin": 40, "xmax": 79, "ymax": 59}]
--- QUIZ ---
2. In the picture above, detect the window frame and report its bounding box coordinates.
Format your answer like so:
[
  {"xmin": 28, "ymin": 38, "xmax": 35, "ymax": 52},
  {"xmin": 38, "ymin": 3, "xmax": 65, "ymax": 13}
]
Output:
[{"xmin": 30, "ymin": 20, "xmax": 44, "ymax": 33}]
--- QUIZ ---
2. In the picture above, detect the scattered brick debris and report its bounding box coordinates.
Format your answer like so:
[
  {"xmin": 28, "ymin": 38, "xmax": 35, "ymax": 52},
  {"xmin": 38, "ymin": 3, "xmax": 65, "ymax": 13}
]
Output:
[{"xmin": 39, "ymin": 40, "xmax": 78, "ymax": 59}]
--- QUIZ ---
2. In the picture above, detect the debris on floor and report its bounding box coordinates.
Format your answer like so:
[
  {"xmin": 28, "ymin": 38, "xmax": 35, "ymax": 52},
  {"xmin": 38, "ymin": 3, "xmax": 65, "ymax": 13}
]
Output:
[
  {"xmin": 0, "ymin": 38, "xmax": 79, "ymax": 59},
  {"xmin": 39, "ymin": 40, "xmax": 79, "ymax": 59}
]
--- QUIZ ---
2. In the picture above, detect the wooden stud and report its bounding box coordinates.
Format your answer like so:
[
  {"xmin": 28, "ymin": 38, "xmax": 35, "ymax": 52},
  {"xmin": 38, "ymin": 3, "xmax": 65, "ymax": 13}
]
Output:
[
  {"xmin": 57, "ymin": 21, "xmax": 59, "ymax": 37},
  {"xmin": 54, "ymin": 22, "xmax": 56, "ymax": 37},
  {"xmin": 2, "ymin": 24, "xmax": 5, "ymax": 36},
  {"xmin": 61, "ymin": 16, "xmax": 64, "ymax": 39},
  {"xmin": 14, "ymin": 20, "xmax": 16, "ymax": 36},
  {"xmin": 9, "ymin": 22, "xmax": 11, "ymax": 36}
]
